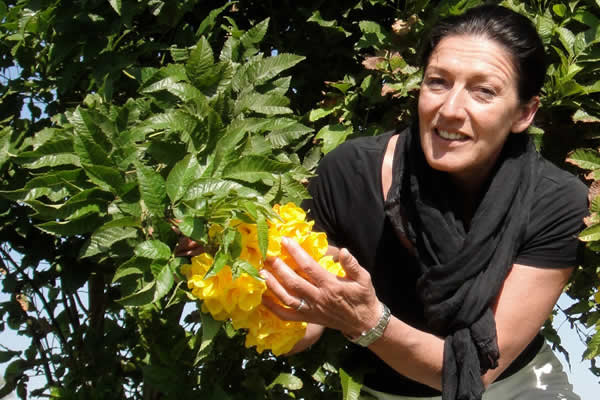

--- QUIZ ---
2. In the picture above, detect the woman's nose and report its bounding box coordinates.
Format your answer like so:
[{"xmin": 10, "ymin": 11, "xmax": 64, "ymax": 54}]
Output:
[{"xmin": 439, "ymin": 88, "xmax": 467, "ymax": 120}]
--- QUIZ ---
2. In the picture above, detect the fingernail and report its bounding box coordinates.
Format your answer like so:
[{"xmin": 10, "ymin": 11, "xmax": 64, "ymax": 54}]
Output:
[
  {"xmin": 282, "ymin": 237, "xmax": 289, "ymax": 246},
  {"xmin": 259, "ymin": 270, "xmax": 268, "ymax": 279}
]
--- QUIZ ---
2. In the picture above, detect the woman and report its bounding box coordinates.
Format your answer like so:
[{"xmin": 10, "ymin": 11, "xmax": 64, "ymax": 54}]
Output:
[{"xmin": 259, "ymin": 5, "xmax": 588, "ymax": 400}]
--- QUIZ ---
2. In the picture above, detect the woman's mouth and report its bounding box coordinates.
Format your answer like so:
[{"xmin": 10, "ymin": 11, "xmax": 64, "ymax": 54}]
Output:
[{"xmin": 436, "ymin": 129, "xmax": 469, "ymax": 141}]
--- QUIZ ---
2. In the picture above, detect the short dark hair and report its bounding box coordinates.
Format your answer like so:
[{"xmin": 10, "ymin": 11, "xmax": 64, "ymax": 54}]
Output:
[{"xmin": 421, "ymin": 4, "xmax": 546, "ymax": 103}]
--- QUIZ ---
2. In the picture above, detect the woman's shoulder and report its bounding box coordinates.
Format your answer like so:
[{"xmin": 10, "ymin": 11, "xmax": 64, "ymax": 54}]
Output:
[
  {"xmin": 316, "ymin": 131, "xmax": 397, "ymax": 175},
  {"xmin": 534, "ymin": 156, "xmax": 588, "ymax": 206}
]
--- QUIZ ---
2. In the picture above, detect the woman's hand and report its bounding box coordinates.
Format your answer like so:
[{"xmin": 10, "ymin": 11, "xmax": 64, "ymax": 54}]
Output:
[
  {"xmin": 282, "ymin": 323, "xmax": 326, "ymax": 356},
  {"xmin": 260, "ymin": 237, "xmax": 382, "ymax": 338}
]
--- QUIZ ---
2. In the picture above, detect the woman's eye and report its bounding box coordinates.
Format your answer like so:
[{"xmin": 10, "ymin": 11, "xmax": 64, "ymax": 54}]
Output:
[
  {"xmin": 474, "ymin": 86, "xmax": 496, "ymax": 100},
  {"xmin": 425, "ymin": 77, "xmax": 447, "ymax": 89}
]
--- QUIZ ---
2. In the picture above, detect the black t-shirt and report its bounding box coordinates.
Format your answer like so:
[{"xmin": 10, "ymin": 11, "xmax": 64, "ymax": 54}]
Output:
[{"xmin": 302, "ymin": 132, "xmax": 589, "ymax": 396}]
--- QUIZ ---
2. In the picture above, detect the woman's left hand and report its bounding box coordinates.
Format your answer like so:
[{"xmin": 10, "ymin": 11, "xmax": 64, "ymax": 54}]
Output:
[{"xmin": 260, "ymin": 237, "xmax": 382, "ymax": 338}]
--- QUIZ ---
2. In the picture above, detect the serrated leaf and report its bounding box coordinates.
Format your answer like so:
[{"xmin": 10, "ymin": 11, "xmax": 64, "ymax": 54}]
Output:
[
  {"xmin": 117, "ymin": 281, "xmax": 156, "ymax": 306},
  {"xmin": 135, "ymin": 240, "xmax": 171, "ymax": 260},
  {"xmin": 80, "ymin": 225, "xmax": 139, "ymax": 259},
  {"xmin": 556, "ymin": 27, "xmax": 576, "ymax": 58},
  {"xmin": 232, "ymin": 53, "xmax": 305, "ymax": 92},
  {"xmin": 223, "ymin": 155, "xmax": 291, "ymax": 183},
  {"xmin": 178, "ymin": 216, "xmax": 207, "ymax": 242},
  {"xmin": 21, "ymin": 153, "xmax": 81, "ymax": 169},
  {"xmin": 566, "ymin": 148, "xmax": 600, "ymax": 170},
  {"xmin": 195, "ymin": 2, "xmax": 231, "ymax": 37},
  {"xmin": 154, "ymin": 264, "xmax": 174, "ymax": 301},
  {"xmin": 579, "ymin": 223, "xmax": 600, "ymax": 241},
  {"xmin": 339, "ymin": 368, "xmax": 362, "ymax": 400},
  {"xmin": 233, "ymin": 259, "xmax": 261, "ymax": 281},
  {"xmin": 37, "ymin": 215, "xmax": 103, "ymax": 236},
  {"xmin": 186, "ymin": 37, "xmax": 214, "ymax": 83},
  {"xmin": 183, "ymin": 178, "xmax": 243, "ymax": 201},
  {"xmin": 256, "ymin": 213, "xmax": 268, "ymax": 259},
  {"xmin": 316, "ymin": 124, "xmax": 353, "ymax": 154},
  {"xmin": 82, "ymin": 163, "xmax": 125, "ymax": 194},
  {"xmin": 112, "ymin": 257, "xmax": 149, "ymax": 282},
  {"xmin": 136, "ymin": 164, "xmax": 167, "ymax": 217},
  {"xmin": 266, "ymin": 373, "xmax": 303, "ymax": 390},
  {"xmin": 166, "ymin": 154, "xmax": 200, "ymax": 203},
  {"xmin": 205, "ymin": 250, "xmax": 228, "ymax": 279},
  {"xmin": 240, "ymin": 18, "xmax": 269, "ymax": 58}
]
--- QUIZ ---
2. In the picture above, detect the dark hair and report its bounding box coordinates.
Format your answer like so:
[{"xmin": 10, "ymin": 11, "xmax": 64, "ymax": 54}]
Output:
[{"xmin": 421, "ymin": 4, "xmax": 546, "ymax": 103}]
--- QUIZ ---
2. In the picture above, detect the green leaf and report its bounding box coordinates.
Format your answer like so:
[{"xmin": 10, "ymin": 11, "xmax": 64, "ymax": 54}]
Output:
[
  {"xmin": 186, "ymin": 37, "xmax": 214, "ymax": 83},
  {"xmin": 233, "ymin": 259, "xmax": 261, "ymax": 281},
  {"xmin": 307, "ymin": 10, "xmax": 351, "ymax": 37},
  {"xmin": 552, "ymin": 4, "xmax": 567, "ymax": 17},
  {"xmin": 117, "ymin": 281, "xmax": 156, "ymax": 306},
  {"xmin": 223, "ymin": 155, "xmax": 291, "ymax": 183},
  {"xmin": 232, "ymin": 53, "xmax": 305, "ymax": 91},
  {"xmin": 566, "ymin": 148, "xmax": 600, "ymax": 170},
  {"xmin": 82, "ymin": 163, "xmax": 126, "ymax": 194},
  {"xmin": 240, "ymin": 18, "xmax": 269, "ymax": 58},
  {"xmin": 583, "ymin": 328, "xmax": 600, "ymax": 359},
  {"xmin": 136, "ymin": 164, "xmax": 167, "ymax": 217},
  {"xmin": 37, "ymin": 215, "xmax": 103, "ymax": 236},
  {"xmin": 108, "ymin": 0, "xmax": 122, "ymax": 15},
  {"xmin": 572, "ymin": 109, "xmax": 600, "ymax": 123},
  {"xmin": 195, "ymin": 312, "xmax": 222, "ymax": 365},
  {"xmin": 316, "ymin": 124, "xmax": 353, "ymax": 154},
  {"xmin": 579, "ymin": 223, "xmax": 600, "ymax": 242},
  {"xmin": 80, "ymin": 223, "xmax": 139, "ymax": 259},
  {"xmin": 166, "ymin": 154, "xmax": 201, "ymax": 203},
  {"xmin": 178, "ymin": 216, "xmax": 207, "ymax": 242},
  {"xmin": 266, "ymin": 373, "xmax": 303, "ymax": 390},
  {"xmin": 154, "ymin": 264, "xmax": 174, "ymax": 300},
  {"xmin": 0, "ymin": 350, "xmax": 20, "ymax": 363},
  {"xmin": 205, "ymin": 250, "xmax": 228, "ymax": 279},
  {"xmin": 196, "ymin": 2, "xmax": 232, "ymax": 37},
  {"xmin": 135, "ymin": 240, "xmax": 172, "ymax": 260},
  {"xmin": 112, "ymin": 257, "xmax": 149, "ymax": 282},
  {"xmin": 183, "ymin": 178, "xmax": 243, "ymax": 201},
  {"xmin": 339, "ymin": 368, "xmax": 362, "ymax": 400},
  {"xmin": 256, "ymin": 212, "xmax": 268, "ymax": 260},
  {"xmin": 557, "ymin": 27, "xmax": 576, "ymax": 58}
]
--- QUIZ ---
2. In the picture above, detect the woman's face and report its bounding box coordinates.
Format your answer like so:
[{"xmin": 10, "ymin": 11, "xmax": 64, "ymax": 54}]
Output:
[{"xmin": 418, "ymin": 34, "xmax": 537, "ymax": 188}]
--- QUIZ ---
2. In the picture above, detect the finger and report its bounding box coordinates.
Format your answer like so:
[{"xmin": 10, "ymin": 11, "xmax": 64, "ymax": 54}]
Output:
[
  {"xmin": 339, "ymin": 248, "xmax": 363, "ymax": 280},
  {"xmin": 261, "ymin": 293, "xmax": 303, "ymax": 322},
  {"xmin": 281, "ymin": 237, "xmax": 331, "ymax": 286},
  {"xmin": 259, "ymin": 268, "xmax": 302, "ymax": 309},
  {"xmin": 265, "ymin": 256, "xmax": 320, "ymax": 300}
]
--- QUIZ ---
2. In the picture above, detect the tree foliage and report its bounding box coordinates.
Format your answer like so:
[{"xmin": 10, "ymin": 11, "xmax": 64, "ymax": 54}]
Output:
[{"xmin": 0, "ymin": 0, "xmax": 599, "ymax": 398}]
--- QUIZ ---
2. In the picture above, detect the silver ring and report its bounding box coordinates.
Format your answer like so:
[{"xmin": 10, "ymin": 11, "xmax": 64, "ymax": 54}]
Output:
[{"xmin": 295, "ymin": 298, "xmax": 306, "ymax": 312}]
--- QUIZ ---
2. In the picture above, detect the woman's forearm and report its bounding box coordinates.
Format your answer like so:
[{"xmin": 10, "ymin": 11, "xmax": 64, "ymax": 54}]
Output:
[{"xmin": 368, "ymin": 317, "xmax": 444, "ymax": 391}]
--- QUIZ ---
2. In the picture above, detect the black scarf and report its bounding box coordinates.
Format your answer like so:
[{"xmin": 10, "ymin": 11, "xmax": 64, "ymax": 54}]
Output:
[{"xmin": 384, "ymin": 126, "xmax": 540, "ymax": 400}]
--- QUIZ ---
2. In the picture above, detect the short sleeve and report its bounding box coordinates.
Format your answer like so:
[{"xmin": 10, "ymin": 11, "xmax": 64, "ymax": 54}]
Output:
[
  {"xmin": 301, "ymin": 153, "xmax": 343, "ymax": 246},
  {"xmin": 515, "ymin": 163, "xmax": 589, "ymax": 268}
]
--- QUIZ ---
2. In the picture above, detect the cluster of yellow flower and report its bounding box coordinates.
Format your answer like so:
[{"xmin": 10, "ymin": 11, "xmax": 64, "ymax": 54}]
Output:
[{"xmin": 181, "ymin": 203, "xmax": 345, "ymax": 356}]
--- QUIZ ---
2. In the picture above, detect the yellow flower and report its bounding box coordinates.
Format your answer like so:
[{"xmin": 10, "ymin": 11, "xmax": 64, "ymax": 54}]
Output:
[{"xmin": 182, "ymin": 202, "xmax": 344, "ymax": 356}]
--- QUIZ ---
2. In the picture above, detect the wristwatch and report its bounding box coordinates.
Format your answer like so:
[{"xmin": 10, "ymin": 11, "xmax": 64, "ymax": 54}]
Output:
[{"xmin": 345, "ymin": 302, "xmax": 391, "ymax": 347}]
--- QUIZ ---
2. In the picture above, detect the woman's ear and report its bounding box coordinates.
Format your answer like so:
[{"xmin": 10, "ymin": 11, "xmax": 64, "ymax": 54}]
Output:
[{"xmin": 511, "ymin": 96, "xmax": 540, "ymax": 133}]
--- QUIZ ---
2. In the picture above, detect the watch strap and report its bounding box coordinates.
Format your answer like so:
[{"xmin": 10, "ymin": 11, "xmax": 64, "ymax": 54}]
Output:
[{"xmin": 345, "ymin": 303, "xmax": 391, "ymax": 347}]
